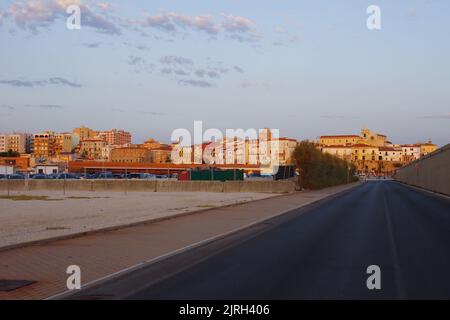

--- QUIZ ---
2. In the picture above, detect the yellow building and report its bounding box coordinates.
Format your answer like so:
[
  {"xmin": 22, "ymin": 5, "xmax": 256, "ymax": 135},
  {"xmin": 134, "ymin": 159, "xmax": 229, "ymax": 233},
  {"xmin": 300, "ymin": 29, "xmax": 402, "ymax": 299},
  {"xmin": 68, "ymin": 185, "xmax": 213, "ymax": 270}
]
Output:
[
  {"xmin": 54, "ymin": 133, "xmax": 73, "ymax": 154},
  {"xmin": 319, "ymin": 135, "xmax": 360, "ymax": 146},
  {"xmin": 359, "ymin": 128, "xmax": 387, "ymax": 147},
  {"xmin": 322, "ymin": 145, "xmax": 352, "ymax": 162},
  {"xmin": 79, "ymin": 139, "xmax": 106, "ymax": 160},
  {"xmin": 32, "ymin": 131, "xmax": 56, "ymax": 159},
  {"xmin": 150, "ymin": 146, "xmax": 172, "ymax": 164},
  {"xmin": 420, "ymin": 142, "xmax": 437, "ymax": 156},
  {"xmin": 351, "ymin": 144, "xmax": 379, "ymax": 161},
  {"xmin": 111, "ymin": 147, "xmax": 152, "ymax": 163},
  {"xmin": 73, "ymin": 126, "xmax": 97, "ymax": 141}
]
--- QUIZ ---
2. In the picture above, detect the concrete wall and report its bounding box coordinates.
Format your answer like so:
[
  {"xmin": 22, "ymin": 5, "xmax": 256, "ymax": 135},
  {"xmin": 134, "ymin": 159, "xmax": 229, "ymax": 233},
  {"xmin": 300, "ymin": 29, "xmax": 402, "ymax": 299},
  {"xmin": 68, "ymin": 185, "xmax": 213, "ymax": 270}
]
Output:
[
  {"xmin": 395, "ymin": 144, "xmax": 450, "ymax": 196},
  {"xmin": 0, "ymin": 179, "xmax": 296, "ymax": 194}
]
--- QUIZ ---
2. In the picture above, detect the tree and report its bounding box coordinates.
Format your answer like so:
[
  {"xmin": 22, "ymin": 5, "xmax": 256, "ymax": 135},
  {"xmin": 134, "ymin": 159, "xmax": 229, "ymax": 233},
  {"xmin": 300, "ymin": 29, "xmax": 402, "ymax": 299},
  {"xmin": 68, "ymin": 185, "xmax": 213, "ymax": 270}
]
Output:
[
  {"xmin": 293, "ymin": 141, "xmax": 357, "ymax": 189},
  {"xmin": 0, "ymin": 149, "xmax": 20, "ymax": 158}
]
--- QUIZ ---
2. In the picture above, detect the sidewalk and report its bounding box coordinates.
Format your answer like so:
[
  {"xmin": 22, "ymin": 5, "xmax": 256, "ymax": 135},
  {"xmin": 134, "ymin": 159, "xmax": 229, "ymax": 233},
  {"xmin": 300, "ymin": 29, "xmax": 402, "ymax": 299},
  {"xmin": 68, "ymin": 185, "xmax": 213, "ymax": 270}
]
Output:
[{"xmin": 0, "ymin": 183, "xmax": 360, "ymax": 300}]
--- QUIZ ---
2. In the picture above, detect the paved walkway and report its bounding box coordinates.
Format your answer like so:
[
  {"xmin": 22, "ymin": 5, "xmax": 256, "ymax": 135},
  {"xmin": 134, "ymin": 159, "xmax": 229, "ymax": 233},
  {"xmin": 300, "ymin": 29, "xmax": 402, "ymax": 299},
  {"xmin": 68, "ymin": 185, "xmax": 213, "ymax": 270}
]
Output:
[{"xmin": 0, "ymin": 183, "xmax": 359, "ymax": 300}]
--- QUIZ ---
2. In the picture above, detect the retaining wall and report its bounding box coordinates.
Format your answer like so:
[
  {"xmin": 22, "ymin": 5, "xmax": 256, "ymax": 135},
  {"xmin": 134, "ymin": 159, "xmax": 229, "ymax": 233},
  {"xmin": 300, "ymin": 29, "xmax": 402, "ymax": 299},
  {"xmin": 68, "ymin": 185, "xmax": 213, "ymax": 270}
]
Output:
[
  {"xmin": 395, "ymin": 144, "xmax": 450, "ymax": 196},
  {"xmin": 0, "ymin": 179, "xmax": 296, "ymax": 194}
]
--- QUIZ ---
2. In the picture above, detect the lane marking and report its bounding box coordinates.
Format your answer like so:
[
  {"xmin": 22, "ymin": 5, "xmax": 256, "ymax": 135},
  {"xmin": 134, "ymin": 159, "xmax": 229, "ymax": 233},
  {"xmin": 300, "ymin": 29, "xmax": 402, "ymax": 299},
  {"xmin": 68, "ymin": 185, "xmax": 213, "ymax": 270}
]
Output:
[{"xmin": 382, "ymin": 188, "xmax": 407, "ymax": 299}]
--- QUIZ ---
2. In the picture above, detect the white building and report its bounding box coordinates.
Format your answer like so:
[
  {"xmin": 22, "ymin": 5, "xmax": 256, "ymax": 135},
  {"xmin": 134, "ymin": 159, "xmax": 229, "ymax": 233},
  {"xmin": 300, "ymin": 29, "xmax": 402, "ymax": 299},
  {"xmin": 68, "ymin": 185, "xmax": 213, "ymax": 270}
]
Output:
[
  {"xmin": 0, "ymin": 165, "xmax": 15, "ymax": 175},
  {"xmin": 378, "ymin": 147, "xmax": 403, "ymax": 162},
  {"xmin": 34, "ymin": 164, "xmax": 60, "ymax": 175},
  {"xmin": 401, "ymin": 144, "xmax": 421, "ymax": 161}
]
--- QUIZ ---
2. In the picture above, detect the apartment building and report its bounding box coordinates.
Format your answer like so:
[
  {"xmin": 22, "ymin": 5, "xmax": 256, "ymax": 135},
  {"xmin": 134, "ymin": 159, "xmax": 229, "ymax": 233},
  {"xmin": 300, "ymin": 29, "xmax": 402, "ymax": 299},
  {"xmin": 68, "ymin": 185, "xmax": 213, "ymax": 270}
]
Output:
[
  {"xmin": 32, "ymin": 131, "xmax": 56, "ymax": 158},
  {"xmin": 73, "ymin": 126, "xmax": 97, "ymax": 141},
  {"xmin": 0, "ymin": 133, "xmax": 32, "ymax": 153},
  {"xmin": 79, "ymin": 139, "xmax": 106, "ymax": 160},
  {"xmin": 54, "ymin": 133, "xmax": 73, "ymax": 154},
  {"xmin": 98, "ymin": 129, "xmax": 131, "ymax": 146}
]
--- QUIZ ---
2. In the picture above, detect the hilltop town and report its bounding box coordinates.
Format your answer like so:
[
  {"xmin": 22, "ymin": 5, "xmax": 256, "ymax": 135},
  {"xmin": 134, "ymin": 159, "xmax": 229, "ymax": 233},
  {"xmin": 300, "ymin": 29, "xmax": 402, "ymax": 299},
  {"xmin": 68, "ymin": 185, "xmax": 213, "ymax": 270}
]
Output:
[{"xmin": 0, "ymin": 127, "xmax": 437, "ymax": 177}]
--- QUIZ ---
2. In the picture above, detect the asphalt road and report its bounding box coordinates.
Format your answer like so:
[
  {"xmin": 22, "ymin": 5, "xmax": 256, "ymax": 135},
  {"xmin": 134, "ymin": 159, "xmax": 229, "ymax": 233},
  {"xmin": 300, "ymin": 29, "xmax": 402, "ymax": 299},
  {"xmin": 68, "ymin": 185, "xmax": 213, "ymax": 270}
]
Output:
[{"xmin": 111, "ymin": 182, "xmax": 450, "ymax": 299}]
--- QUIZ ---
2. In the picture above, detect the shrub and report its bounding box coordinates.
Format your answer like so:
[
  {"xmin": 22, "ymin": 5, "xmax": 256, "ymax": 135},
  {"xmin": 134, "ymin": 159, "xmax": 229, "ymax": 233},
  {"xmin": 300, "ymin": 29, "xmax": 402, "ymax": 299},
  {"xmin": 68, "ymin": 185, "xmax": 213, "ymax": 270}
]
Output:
[{"xmin": 293, "ymin": 141, "xmax": 357, "ymax": 189}]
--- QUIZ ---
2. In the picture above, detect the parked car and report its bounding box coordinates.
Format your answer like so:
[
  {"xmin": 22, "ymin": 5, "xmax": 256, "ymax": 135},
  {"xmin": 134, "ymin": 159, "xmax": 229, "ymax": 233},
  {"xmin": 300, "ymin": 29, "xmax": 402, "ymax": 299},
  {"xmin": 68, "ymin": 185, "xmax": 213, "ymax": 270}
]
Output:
[
  {"xmin": 31, "ymin": 174, "xmax": 49, "ymax": 179},
  {"xmin": 80, "ymin": 173, "xmax": 96, "ymax": 179},
  {"xmin": 95, "ymin": 172, "xmax": 115, "ymax": 179},
  {"xmin": 127, "ymin": 173, "xmax": 156, "ymax": 180},
  {"xmin": 7, "ymin": 174, "xmax": 25, "ymax": 180},
  {"xmin": 57, "ymin": 173, "xmax": 80, "ymax": 179}
]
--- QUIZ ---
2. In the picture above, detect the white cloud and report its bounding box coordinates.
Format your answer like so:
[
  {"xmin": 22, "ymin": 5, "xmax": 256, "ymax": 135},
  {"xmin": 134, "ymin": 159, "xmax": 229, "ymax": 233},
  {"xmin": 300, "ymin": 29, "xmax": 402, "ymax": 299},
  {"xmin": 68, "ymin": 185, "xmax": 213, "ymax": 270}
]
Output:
[
  {"xmin": 142, "ymin": 12, "xmax": 219, "ymax": 35},
  {"xmin": 97, "ymin": 2, "xmax": 112, "ymax": 12},
  {"xmin": 160, "ymin": 55, "xmax": 194, "ymax": 65},
  {"xmin": 141, "ymin": 11, "xmax": 261, "ymax": 43},
  {"xmin": 6, "ymin": 0, "xmax": 120, "ymax": 34},
  {"xmin": 221, "ymin": 14, "xmax": 255, "ymax": 33}
]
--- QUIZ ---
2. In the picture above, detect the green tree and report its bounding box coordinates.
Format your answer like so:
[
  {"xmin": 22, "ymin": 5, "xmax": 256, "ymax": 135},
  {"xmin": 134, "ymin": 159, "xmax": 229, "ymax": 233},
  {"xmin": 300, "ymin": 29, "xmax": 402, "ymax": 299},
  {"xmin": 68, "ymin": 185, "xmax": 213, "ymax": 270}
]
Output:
[{"xmin": 293, "ymin": 141, "xmax": 357, "ymax": 189}]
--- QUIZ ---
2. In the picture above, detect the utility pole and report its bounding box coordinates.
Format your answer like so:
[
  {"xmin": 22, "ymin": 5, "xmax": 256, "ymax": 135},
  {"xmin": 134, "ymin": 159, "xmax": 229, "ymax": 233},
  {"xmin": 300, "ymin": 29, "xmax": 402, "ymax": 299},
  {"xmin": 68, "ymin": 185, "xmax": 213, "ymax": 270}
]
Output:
[
  {"xmin": 347, "ymin": 165, "xmax": 350, "ymax": 184},
  {"xmin": 6, "ymin": 165, "xmax": 10, "ymax": 197}
]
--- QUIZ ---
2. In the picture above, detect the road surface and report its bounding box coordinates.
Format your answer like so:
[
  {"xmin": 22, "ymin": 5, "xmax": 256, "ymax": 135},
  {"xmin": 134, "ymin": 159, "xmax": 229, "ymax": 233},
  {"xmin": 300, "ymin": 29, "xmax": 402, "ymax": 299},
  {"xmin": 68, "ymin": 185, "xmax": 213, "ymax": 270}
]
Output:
[{"xmin": 80, "ymin": 181, "xmax": 450, "ymax": 299}]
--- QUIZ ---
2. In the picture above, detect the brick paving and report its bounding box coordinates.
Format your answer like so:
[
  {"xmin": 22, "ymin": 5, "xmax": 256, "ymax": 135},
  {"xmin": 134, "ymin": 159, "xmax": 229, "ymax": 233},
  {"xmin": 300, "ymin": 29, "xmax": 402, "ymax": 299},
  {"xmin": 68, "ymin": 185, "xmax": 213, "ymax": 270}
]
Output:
[{"xmin": 0, "ymin": 183, "xmax": 359, "ymax": 300}]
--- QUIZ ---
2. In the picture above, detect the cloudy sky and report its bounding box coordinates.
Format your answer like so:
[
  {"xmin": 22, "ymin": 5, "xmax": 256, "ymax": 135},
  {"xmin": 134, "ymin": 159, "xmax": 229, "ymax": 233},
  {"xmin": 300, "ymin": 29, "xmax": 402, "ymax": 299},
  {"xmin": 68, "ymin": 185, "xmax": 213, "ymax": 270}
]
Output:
[{"xmin": 0, "ymin": 0, "xmax": 449, "ymax": 146}]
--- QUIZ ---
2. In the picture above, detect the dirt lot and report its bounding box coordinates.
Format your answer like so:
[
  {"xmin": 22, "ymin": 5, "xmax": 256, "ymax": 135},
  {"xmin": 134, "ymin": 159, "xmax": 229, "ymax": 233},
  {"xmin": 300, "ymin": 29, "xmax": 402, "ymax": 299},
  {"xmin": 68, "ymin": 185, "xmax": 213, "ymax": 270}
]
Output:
[{"xmin": 0, "ymin": 191, "xmax": 277, "ymax": 249}]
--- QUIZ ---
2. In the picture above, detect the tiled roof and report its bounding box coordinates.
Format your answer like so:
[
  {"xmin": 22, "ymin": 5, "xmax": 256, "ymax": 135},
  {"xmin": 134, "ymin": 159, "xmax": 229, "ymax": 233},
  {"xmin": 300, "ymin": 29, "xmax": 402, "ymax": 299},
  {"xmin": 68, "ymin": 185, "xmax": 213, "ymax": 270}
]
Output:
[{"xmin": 320, "ymin": 135, "xmax": 359, "ymax": 139}]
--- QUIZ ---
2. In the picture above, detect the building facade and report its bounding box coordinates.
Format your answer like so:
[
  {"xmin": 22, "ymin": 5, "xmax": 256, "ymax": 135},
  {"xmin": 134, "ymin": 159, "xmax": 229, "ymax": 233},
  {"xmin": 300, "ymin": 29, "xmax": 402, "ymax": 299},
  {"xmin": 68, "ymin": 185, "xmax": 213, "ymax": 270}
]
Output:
[
  {"xmin": 0, "ymin": 133, "xmax": 32, "ymax": 154},
  {"xmin": 79, "ymin": 139, "xmax": 106, "ymax": 160},
  {"xmin": 319, "ymin": 128, "xmax": 438, "ymax": 175},
  {"xmin": 32, "ymin": 131, "xmax": 56, "ymax": 159},
  {"xmin": 98, "ymin": 129, "xmax": 132, "ymax": 146},
  {"xmin": 111, "ymin": 147, "xmax": 152, "ymax": 163},
  {"xmin": 72, "ymin": 126, "xmax": 97, "ymax": 142},
  {"xmin": 54, "ymin": 133, "xmax": 73, "ymax": 154}
]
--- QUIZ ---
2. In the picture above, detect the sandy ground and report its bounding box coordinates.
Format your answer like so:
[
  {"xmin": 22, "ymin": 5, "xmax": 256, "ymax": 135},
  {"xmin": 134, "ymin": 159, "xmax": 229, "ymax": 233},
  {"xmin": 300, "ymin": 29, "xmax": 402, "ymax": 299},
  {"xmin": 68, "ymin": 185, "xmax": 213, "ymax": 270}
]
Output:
[{"xmin": 0, "ymin": 191, "xmax": 277, "ymax": 249}]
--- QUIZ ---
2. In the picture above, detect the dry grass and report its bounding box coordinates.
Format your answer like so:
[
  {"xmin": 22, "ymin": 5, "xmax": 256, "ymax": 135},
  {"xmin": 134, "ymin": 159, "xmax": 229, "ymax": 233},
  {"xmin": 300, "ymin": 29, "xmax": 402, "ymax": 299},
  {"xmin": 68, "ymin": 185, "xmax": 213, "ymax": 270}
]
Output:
[{"xmin": 0, "ymin": 195, "xmax": 61, "ymax": 201}]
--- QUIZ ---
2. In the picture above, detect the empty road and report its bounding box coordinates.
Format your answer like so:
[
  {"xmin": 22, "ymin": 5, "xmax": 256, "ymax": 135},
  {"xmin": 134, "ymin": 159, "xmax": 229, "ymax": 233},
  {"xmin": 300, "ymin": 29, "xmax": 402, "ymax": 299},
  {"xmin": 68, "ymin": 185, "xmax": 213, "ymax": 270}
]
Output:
[{"xmin": 82, "ymin": 181, "xmax": 450, "ymax": 299}]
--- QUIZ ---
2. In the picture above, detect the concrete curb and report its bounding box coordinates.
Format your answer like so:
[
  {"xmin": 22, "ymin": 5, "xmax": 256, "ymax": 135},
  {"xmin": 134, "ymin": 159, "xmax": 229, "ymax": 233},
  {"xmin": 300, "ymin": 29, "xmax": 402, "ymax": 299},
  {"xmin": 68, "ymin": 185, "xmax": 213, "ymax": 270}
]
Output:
[{"xmin": 393, "ymin": 180, "xmax": 450, "ymax": 200}]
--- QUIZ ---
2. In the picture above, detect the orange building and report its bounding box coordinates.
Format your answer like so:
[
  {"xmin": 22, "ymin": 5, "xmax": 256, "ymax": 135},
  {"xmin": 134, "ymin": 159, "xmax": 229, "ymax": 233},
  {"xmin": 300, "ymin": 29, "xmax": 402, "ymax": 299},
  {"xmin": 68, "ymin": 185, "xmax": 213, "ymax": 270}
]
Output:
[
  {"xmin": 111, "ymin": 147, "xmax": 152, "ymax": 163},
  {"xmin": 32, "ymin": 131, "xmax": 56, "ymax": 158},
  {"xmin": 0, "ymin": 156, "xmax": 30, "ymax": 172},
  {"xmin": 98, "ymin": 129, "xmax": 131, "ymax": 146}
]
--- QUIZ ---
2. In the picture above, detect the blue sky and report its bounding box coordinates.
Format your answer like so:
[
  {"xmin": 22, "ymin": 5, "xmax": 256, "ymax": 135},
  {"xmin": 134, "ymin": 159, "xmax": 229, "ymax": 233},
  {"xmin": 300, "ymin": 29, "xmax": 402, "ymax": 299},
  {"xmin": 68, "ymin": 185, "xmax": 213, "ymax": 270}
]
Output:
[{"xmin": 0, "ymin": 0, "xmax": 449, "ymax": 146}]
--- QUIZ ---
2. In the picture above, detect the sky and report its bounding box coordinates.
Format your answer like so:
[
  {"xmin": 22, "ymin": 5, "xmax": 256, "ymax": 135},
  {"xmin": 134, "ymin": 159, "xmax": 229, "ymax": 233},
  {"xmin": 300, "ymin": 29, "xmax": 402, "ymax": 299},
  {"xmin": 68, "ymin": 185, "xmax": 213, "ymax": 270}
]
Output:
[{"xmin": 0, "ymin": 0, "xmax": 449, "ymax": 146}]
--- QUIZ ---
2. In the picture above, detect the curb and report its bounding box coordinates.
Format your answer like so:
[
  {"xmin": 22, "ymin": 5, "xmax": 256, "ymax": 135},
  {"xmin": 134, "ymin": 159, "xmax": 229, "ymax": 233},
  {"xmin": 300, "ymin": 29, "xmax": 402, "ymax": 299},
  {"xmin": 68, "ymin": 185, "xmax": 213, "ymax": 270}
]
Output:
[{"xmin": 393, "ymin": 180, "xmax": 450, "ymax": 200}]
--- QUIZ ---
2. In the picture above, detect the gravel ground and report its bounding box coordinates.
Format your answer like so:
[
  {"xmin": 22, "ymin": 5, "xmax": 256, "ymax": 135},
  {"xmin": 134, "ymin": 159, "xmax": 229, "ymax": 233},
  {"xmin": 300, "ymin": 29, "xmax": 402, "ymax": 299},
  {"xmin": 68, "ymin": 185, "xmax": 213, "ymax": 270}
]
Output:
[{"xmin": 0, "ymin": 191, "xmax": 277, "ymax": 249}]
